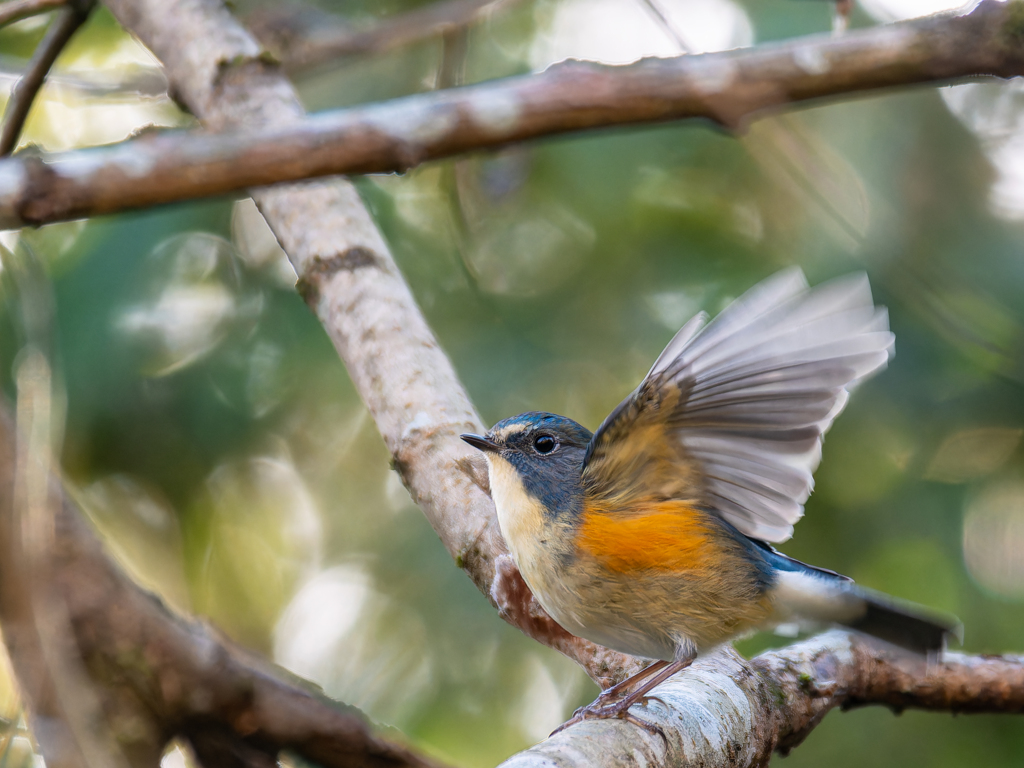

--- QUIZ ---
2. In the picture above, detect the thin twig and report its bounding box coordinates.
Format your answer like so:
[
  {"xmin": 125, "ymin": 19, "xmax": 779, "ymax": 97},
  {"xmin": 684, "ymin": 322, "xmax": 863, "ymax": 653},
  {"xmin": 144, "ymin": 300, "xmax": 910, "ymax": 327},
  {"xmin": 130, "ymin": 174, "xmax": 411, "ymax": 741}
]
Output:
[
  {"xmin": 0, "ymin": 0, "xmax": 1021, "ymax": 227},
  {"xmin": 437, "ymin": 21, "xmax": 485, "ymax": 294},
  {"xmin": 636, "ymin": 0, "xmax": 692, "ymax": 53},
  {"xmin": 0, "ymin": 0, "xmax": 64, "ymax": 29},
  {"xmin": 0, "ymin": 2, "xmax": 93, "ymax": 156}
]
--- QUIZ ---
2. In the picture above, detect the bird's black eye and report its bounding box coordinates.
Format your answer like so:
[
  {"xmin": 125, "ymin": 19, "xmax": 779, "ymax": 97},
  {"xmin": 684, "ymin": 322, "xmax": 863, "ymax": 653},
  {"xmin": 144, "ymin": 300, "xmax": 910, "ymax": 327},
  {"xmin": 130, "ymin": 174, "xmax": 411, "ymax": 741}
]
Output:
[{"xmin": 533, "ymin": 434, "xmax": 557, "ymax": 454}]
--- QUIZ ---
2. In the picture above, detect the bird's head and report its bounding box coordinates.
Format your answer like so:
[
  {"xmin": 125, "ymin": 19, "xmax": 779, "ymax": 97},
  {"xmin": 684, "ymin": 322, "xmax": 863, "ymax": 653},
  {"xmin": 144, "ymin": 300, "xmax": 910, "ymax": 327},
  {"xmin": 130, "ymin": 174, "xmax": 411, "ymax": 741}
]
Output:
[{"xmin": 461, "ymin": 412, "xmax": 592, "ymax": 520}]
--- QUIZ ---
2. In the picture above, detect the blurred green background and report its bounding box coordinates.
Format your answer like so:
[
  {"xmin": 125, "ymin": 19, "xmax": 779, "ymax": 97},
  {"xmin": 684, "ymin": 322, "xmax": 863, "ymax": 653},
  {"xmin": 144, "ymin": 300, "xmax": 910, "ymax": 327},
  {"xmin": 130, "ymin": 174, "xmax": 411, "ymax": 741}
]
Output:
[{"xmin": 0, "ymin": 0, "xmax": 1023, "ymax": 766}]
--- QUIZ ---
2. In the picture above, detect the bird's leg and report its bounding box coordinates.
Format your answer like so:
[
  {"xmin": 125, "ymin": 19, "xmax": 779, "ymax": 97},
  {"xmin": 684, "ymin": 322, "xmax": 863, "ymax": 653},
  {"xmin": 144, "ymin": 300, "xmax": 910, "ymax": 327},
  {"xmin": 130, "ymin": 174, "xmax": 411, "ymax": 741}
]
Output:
[
  {"xmin": 590, "ymin": 659, "xmax": 670, "ymax": 707},
  {"xmin": 551, "ymin": 645, "xmax": 696, "ymax": 739}
]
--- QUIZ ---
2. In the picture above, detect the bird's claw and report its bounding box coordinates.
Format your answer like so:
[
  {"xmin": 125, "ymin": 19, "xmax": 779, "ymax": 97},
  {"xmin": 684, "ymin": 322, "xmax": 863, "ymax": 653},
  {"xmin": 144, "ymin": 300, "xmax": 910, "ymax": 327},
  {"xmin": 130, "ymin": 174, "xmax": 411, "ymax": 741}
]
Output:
[{"xmin": 549, "ymin": 695, "xmax": 667, "ymax": 742}]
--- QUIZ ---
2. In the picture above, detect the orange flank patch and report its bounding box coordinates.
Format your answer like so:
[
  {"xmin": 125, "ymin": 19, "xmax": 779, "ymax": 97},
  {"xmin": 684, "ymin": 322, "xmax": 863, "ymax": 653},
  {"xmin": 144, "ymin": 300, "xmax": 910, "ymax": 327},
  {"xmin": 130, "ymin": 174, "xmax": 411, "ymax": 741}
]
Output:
[{"xmin": 577, "ymin": 502, "xmax": 719, "ymax": 574}]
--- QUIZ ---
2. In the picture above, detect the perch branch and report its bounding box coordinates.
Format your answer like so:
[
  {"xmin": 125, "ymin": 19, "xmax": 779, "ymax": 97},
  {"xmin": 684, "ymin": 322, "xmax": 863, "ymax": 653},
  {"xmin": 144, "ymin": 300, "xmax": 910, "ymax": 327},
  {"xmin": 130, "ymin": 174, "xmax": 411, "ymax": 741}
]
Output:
[
  {"xmin": 0, "ymin": 1, "xmax": 93, "ymax": 156},
  {"xmin": 248, "ymin": 0, "xmax": 520, "ymax": 74},
  {"xmin": 0, "ymin": 0, "xmax": 1021, "ymax": 226},
  {"xmin": 499, "ymin": 631, "xmax": 1024, "ymax": 767}
]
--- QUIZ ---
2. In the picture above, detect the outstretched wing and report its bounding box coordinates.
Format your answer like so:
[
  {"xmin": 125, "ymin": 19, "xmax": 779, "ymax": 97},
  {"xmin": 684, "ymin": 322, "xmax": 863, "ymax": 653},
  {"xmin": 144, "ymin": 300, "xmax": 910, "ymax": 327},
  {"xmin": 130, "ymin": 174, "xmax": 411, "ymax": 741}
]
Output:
[{"xmin": 582, "ymin": 269, "xmax": 894, "ymax": 543}]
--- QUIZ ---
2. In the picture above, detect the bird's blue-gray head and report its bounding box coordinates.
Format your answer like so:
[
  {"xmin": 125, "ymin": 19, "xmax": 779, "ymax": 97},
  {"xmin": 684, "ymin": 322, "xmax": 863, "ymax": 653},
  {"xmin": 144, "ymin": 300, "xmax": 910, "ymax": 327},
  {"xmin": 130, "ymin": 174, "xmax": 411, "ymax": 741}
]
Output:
[{"xmin": 461, "ymin": 412, "xmax": 592, "ymax": 520}]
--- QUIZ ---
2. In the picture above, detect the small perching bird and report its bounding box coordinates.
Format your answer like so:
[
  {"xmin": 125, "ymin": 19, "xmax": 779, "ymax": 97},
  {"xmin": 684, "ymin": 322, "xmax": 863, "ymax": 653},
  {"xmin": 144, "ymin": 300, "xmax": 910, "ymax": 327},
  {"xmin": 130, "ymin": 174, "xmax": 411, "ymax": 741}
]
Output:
[{"xmin": 462, "ymin": 269, "xmax": 958, "ymax": 734}]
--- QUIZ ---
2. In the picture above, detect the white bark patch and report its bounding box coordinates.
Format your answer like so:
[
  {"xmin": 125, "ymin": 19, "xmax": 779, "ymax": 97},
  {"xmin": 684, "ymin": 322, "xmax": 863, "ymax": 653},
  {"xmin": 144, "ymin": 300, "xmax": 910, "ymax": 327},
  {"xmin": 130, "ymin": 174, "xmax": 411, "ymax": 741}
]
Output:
[
  {"xmin": 500, "ymin": 651, "xmax": 760, "ymax": 768},
  {"xmin": 467, "ymin": 91, "xmax": 522, "ymax": 135},
  {"xmin": 53, "ymin": 152, "xmax": 108, "ymax": 181},
  {"xmin": 794, "ymin": 46, "xmax": 831, "ymax": 75},
  {"xmin": 401, "ymin": 410, "xmax": 436, "ymax": 441},
  {"xmin": 687, "ymin": 57, "xmax": 739, "ymax": 95},
  {"xmin": 363, "ymin": 100, "xmax": 460, "ymax": 146}
]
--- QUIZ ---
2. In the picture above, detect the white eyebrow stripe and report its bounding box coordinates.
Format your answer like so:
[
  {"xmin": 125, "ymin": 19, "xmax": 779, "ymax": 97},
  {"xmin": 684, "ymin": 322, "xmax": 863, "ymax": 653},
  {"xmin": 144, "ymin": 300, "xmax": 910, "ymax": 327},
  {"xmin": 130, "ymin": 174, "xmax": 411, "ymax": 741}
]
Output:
[{"xmin": 492, "ymin": 423, "xmax": 529, "ymax": 441}]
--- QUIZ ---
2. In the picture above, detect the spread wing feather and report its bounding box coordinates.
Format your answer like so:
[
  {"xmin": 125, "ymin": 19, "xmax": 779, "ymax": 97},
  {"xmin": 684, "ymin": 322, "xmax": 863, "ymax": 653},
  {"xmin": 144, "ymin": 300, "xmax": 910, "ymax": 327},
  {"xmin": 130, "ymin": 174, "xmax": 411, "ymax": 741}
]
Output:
[{"xmin": 583, "ymin": 269, "xmax": 894, "ymax": 543}]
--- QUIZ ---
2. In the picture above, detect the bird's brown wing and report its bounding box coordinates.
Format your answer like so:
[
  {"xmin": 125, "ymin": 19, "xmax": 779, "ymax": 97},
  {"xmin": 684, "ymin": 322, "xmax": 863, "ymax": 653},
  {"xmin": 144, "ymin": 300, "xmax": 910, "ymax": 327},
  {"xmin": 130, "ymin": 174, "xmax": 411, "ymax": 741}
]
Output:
[{"xmin": 582, "ymin": 269, "xmax": 894, "ymax": 543}]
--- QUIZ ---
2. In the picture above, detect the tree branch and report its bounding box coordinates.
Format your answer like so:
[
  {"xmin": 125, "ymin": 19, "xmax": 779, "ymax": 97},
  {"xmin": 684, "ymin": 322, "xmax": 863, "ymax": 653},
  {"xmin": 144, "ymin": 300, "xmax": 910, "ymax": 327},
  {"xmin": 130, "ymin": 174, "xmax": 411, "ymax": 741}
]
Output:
[
  {"xmin": 0, "ymin": 61, "xmax": 165, "ymax": 98},
  {"xmin": 0, "ymin": 0, "xmax": 65, "ymax": 28},
  {"xmin": 0, "ymin": 1, "xmax": 93, "ymax": 156},
  {"xmin": 0, "ymin": 0, "xmax": 1019, "ymax": 226},
  {"xmin": 0, "ymin": 402, "xmax": 448, "ymax": 768},
  {"xmin": 0, "ymin": 341, "xmax": 117, "ymax": 768},
  {"xmin": 500, "ymin": 631, "xmax": 1024, "ymax": 767},
  {"xmin": 248, "ymin": 0, "xmax": 520, "ymax": 74}
]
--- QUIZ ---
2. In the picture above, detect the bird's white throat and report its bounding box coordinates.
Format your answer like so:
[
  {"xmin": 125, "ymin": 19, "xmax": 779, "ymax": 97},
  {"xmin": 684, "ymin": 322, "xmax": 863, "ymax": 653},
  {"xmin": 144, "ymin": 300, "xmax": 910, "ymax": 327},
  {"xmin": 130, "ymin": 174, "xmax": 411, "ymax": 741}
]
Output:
[{"xmin": 485, "ymin": 454, "xmax": 550, "ymax": 571}]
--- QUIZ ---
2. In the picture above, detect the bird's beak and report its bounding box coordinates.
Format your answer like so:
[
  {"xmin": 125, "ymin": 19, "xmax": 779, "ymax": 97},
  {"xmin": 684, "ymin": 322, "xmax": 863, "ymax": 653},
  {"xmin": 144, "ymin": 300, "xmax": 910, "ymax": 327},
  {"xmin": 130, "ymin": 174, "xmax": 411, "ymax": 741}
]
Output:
[{"xmin": 461, "ymin": 433, "xmax": 500, "ymax": 453}]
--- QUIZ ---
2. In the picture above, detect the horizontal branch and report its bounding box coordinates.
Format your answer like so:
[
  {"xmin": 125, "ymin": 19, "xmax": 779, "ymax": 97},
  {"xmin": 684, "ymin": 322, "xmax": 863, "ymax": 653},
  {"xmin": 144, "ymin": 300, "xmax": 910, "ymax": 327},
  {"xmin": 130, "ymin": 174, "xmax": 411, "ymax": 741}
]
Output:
[
  {"xmin": 501, "ymin": 631, "xmax": 1024, "ymax": 767},
  {"xmin": 2, "ymin": 0, "xmax": 1022, "ymax": 227}
]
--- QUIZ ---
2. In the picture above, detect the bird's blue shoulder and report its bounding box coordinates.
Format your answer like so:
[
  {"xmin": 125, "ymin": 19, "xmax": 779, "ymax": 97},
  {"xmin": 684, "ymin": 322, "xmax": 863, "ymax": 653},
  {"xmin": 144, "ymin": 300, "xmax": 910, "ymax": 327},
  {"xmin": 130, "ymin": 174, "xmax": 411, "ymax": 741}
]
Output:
[{"xmin": 746, "ymin": 536, "xmax": 852, "ymax": 583}]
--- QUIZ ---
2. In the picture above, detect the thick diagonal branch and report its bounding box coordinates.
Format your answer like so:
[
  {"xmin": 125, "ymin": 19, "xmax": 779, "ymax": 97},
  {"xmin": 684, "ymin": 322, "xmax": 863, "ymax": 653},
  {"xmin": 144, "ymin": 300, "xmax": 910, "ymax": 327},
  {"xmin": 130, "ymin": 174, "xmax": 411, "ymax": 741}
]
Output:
[
  {"xmin": 0, "ymin": 403, "xmax": 447, "ymax": 768},
  {"xmin": 1, "ymin": 0, "xmax": 1022, "ymax": 226}
]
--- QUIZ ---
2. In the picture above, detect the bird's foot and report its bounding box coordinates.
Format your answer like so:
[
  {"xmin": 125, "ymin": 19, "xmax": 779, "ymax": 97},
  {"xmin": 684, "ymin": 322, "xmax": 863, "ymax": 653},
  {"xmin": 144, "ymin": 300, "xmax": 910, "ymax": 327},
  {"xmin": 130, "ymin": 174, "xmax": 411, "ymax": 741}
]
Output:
[
  {"xmin": 549, "ymin": 695, "xmax": 666, "ymax": 741},
  {"xmin": 549, "ymin": 655, "xmax": 691, "ymax": 741}
]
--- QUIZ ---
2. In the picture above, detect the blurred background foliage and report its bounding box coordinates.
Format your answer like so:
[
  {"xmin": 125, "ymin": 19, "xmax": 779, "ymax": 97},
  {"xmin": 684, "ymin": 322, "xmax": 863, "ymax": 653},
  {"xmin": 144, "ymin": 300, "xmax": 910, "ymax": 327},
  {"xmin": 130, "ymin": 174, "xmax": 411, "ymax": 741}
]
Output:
[{"xmin": 0, "ymin": 0, "xmax": 1021, "ymax": 766}]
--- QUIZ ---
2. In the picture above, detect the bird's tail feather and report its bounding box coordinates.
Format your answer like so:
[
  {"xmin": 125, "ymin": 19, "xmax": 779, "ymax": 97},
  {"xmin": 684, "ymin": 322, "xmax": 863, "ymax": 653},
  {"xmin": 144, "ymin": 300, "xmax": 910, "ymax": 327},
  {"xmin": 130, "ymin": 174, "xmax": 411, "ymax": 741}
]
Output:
[
  {"xmin": 768, "ymin": 563, "xmax": 961, "ymax": 654},
  {"xmin": 840, "ymin": 587, "xmax": 960, "ymax": 654}
]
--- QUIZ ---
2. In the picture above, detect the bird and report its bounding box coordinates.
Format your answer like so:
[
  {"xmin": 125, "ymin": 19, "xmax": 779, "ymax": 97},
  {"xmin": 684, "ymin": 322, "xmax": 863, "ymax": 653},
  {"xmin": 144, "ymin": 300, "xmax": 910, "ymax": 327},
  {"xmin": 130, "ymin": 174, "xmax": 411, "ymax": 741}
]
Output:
[{"xmin": 461, "ymin": 268, "xmax": 959, "ymax": 734}]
